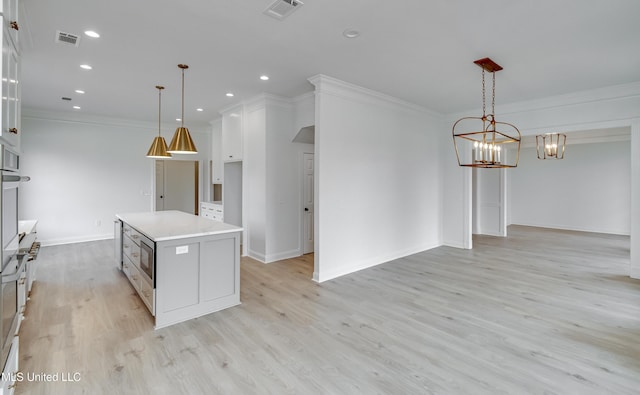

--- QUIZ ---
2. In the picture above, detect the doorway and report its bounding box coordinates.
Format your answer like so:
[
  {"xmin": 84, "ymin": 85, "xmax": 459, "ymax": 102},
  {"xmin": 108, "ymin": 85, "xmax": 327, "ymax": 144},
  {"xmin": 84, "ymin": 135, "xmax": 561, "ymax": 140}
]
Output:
[
  {"xmin": 472, "ymin": 167, "xmax": 507, "ymax": 237},
  {"xmin": 155, "ymin": 160, "xmax": 199, "ymax": 214}
]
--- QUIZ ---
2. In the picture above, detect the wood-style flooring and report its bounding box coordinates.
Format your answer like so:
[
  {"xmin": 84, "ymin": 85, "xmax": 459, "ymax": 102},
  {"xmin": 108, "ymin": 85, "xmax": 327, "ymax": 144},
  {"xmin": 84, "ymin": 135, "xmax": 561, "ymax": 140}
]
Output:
[{"xmin": 14, "ymin": 225, "xmax": 640, "ymax": 394}]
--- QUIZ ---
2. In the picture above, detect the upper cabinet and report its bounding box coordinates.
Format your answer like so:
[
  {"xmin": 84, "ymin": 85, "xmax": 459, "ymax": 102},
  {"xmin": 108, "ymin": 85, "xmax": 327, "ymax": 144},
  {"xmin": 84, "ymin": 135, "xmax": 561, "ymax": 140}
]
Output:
[
  {"xmin": 0, "ymin": 0, "xmax": 20, "ymax": 149},
  {"xmin": 211, "ymin": 120, "xmax": 223, "ymax": 183},
  {"xmin": 221, "ymin": 105, "xmax": 243, "ymax": 162},
  {"xmin": 2, "ymin": 0, "xmax": 19, "ymax": 50}
]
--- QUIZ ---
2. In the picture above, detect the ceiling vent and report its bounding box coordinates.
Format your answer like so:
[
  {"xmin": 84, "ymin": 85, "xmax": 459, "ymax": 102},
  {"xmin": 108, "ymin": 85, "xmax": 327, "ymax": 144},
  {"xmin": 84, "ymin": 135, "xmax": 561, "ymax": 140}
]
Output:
[
  {"xmin": 55, "ymin": 31, "xmax": 80, "ymax": 47},
  {"xmin": 264, "ymin": 0, "xmax": 303, "ymax": 20}
]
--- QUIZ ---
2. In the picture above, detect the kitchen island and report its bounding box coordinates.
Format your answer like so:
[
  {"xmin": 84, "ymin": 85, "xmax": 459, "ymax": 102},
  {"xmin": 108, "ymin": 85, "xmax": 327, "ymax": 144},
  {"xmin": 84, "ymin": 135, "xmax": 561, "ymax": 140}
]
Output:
[{"xmin": 115, "ymin": 210, "xmax": 242, "ymax": 329}]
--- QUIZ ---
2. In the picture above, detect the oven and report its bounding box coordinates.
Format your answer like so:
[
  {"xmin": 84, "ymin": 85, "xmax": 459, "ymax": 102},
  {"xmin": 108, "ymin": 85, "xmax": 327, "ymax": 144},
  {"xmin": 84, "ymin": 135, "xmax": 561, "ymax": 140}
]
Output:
[{"xmin": 0, "ymin": 144, "xmax": 29, "ymax": 367}]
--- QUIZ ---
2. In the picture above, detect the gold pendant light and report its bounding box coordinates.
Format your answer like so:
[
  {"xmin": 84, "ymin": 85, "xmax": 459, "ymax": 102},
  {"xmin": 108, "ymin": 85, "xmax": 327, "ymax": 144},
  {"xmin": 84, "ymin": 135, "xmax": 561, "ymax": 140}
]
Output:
[
  {"xmin": 167, "ymin": 64, "xmax": 198, "ymax": 154},
  {"xmin": 452, "ymin": 58, "xmax": 521, "ymax": 168},
  {"xmin": 536, "ymin": 133, "xmax": 566, "ymax": 159},
  {"xmin": 146, "ymin": 85, "xmax": 172, "ymax": 158}
]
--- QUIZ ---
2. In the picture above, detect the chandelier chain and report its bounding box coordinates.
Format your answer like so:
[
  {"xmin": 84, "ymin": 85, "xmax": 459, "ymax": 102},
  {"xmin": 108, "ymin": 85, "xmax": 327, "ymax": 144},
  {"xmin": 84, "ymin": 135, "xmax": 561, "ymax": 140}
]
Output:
[
  {"xmin": 492, "ymin": 71, "xmax": 496, "ymax": 116},
  {"xmin": 481, "ymin": 68, "xmax": 486, "ymax": 117}
]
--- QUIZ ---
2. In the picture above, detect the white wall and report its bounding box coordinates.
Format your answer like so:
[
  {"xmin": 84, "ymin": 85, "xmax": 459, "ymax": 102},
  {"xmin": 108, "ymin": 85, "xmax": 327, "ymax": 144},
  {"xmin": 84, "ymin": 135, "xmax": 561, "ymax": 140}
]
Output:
[
  {"xmin": 265, "ymin": 97, "xmax": 308, "ymax": 261},
  {"xmin": 509, "ymin": 140, "xmax": 630, "ymax": 235},
  {"xmin": 309, "ymin": 75, "xmax": 442, "ymax": 282},
  {"xmin": 244, "ymin": 101, "xmax": 267, "ymax": 259},
  {"xmin": 20, "ymin": 110, "xmax": 211, "ymax": 245}
]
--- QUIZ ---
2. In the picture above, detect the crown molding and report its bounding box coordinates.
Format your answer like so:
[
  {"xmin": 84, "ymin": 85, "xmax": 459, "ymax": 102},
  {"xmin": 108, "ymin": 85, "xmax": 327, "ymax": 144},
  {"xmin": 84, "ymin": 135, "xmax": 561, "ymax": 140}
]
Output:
[
  {"xmin": 308, "ymin": 74, "xmax": 441, "ymax": 118},
  {"xmin": 22, "ymin": 108, "xmax": 211, "ymax": 133}
]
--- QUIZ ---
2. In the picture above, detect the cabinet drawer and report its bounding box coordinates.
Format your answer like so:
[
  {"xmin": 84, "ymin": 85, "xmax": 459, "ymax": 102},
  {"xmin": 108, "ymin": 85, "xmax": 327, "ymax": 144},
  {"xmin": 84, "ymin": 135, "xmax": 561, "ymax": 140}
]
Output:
[
  {"xmin": 139, "ymin": 278, "xmax": 155, "ymax": 315},
  {"xmin": 126, "ymin": 258, "xmax": 142, "ymax": 291},
  {"xmin": 122, "ymin": 236, "xmax": 140, "ymax": 266},
  {"xmin": 122, "ymin": 224, "xmax": 144, "ymax": 246},
  {"xmin": 1, "ymin": 337, "xmax": 18, "ymax": 395}
]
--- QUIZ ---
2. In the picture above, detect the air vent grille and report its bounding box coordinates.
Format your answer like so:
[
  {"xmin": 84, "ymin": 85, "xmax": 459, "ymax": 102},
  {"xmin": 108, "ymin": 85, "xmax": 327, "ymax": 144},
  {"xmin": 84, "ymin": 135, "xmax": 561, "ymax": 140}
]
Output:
[
  {"xmin": 55, "ymin": 31, "xmax": 80, "ymax": 46},
  {"xmin": 264, "ymin": 0, "xmax": 303, "ymax": 20}
]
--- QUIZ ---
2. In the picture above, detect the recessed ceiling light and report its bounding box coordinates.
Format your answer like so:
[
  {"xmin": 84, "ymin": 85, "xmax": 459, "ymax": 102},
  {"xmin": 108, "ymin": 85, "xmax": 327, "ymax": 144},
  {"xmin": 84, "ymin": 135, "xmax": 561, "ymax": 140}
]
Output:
[
  {"xmin": 75, "ymin": 90, "xmax": 85, "ymax": 94},
  {"xmin": 343, "ymin": 28, "xmax": 360, "ymax": 38},
  {"xmin": 73, "ymin": 106, "xmax": 81, "ymax": 110},
  {"xmin": 226, "ymin": 92, "xmax": 234, "ymax": 97},
  {"xmin": 80, "ymin": 64, "xmax": 92, "ymax": 70},
  {"xmin": 84, "ymin": 30, "xmax": 100, "ymax": 38},
  {"xmin": 196, "ymin": 108, "xmax": 204, "ymax": 112},
  {"xmin": 260, "ymin": 75, "xmax": 269, "ymax": 81},
  {"xmin": 176, "ymin": 118, "xmax": 181, "ymax": 122}
]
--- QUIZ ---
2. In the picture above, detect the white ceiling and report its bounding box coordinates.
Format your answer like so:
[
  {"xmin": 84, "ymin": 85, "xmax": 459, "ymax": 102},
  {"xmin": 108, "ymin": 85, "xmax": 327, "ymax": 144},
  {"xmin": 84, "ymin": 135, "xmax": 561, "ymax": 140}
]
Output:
[{"xmin": 19, "ymin": 0, "xmax": 640, "ymax": 127}]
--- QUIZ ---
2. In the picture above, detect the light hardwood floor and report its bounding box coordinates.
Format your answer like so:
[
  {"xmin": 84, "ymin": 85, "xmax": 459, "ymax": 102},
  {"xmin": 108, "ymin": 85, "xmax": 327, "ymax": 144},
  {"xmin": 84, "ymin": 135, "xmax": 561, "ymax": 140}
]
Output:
[{"xmin": 14, "ymin": 226, "xmax": 640, "ymax": 394}]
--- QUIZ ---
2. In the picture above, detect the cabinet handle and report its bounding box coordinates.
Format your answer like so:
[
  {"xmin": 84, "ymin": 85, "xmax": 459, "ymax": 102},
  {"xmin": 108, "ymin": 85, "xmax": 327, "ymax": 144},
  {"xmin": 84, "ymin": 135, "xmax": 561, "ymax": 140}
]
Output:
[
  {"xmin": 132, "ymin": 252, "xmax": 139, "ymax": 257},
  {"xmin": 9, "ymin": 128, "xmax": 18, "ymax": 134},
  {"xmin": 132, "ymin": 234, "xmax": 140, "ymax": 239},
  {"xmin": 10, "ymin": 21, "xmax": 18, "ymax": 31}
]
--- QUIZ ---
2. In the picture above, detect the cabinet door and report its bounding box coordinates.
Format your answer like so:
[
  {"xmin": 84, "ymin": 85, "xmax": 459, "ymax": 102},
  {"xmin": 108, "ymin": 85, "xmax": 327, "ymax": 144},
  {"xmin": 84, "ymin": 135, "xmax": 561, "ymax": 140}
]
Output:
[
  {"xmin": 158, "ymin": 242, "xmax": 200, "ymax": 312},
  {"xmin": 1, "ymin": 26, "xmax": 19, "ymax": 148},
  {"xmin": 222, "ymin": 108, "xmax": 242, "ymax": 162},
  {"xmin": 211, "ymin": 122, "xmax": 223, "ymax": 182}
]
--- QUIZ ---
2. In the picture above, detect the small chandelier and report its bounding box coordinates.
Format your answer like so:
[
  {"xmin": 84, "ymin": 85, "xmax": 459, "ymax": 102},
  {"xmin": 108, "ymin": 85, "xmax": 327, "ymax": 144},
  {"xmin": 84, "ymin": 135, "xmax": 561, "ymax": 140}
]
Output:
[
  {"xmin": 167, "ymin": 64, "xmax": 198, "ymax": 154},
  {"xmin": 452, "ymin": 58, "xmax": 521, "ymax": 168},
  {"xmin": 536, "ymin": 133, "xmax": 566, "ymax": 159},
  {"xmin": 146, "ymin": 85, "xmax": 172, "ymax": 158}
]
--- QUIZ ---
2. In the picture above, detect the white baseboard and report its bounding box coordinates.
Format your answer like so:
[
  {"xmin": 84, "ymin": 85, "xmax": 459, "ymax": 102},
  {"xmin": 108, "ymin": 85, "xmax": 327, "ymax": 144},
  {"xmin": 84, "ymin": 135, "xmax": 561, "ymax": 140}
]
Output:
[{"xmin": 316, "ymin": 241, "xmax": 441, "ymax": 283}]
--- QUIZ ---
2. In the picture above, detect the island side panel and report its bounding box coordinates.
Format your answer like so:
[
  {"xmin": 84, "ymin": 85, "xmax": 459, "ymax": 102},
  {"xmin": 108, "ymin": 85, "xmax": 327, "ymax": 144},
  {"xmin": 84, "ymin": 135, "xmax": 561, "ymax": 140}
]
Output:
[
  {"xmin": 201, "ymin": 237, "xmax": 236, "ymax": 302},
  {"xmin": 155, "ymin": 231, "xmax": 241, "ymax": 329}
]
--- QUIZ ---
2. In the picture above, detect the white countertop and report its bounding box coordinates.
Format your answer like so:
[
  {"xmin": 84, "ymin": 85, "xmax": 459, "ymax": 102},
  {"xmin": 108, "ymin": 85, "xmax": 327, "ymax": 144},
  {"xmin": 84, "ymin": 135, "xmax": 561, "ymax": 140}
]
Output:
[
  {"xmin": 18, "ymin": 219, "xmax": 38, "ymax": 235},
  {"xmin": 116, "ymin": 210, "xmax": 242, "ymax": 242}
]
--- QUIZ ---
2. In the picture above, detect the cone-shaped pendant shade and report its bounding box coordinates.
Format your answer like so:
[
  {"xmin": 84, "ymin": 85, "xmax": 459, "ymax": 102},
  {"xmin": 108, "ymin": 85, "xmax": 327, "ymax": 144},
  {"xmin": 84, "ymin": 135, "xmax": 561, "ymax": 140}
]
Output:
[
  {"xmin": 168, "ymin": 64, "xmax": 198, "ymax": 154},
  {"xmin": 147, "ymin": 136, "xmax": 172, "ymax": 158},
  {"xmin": 168, "ymin": 126, "xmax": 197, "ymax": 154}
]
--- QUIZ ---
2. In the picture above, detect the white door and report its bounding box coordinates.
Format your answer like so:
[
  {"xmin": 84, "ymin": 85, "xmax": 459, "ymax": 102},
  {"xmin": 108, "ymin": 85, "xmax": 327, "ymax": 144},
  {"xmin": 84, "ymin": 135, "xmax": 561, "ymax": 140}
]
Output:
[
  {"xmin": 155, "ymin": 161, "xmax": 165, "ymax": 210},
  {"xmin": 303, "ymin": 153, "xmax": 314, "ymax": 254},
  {"xmin": 473, "ymin": 167, "xmax": 507, "ymax": 237},
  {"xmin": 156, "ymin": 160, "xmax": 198, "ymax": 215}
]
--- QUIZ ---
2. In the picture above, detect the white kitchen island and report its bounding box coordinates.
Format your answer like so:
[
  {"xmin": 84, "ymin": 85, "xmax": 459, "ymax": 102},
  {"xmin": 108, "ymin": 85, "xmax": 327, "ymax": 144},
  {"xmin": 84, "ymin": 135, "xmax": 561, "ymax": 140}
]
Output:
[{"xmin": 115, "ymin": 210, "xmax": 242, "ymax": 329}]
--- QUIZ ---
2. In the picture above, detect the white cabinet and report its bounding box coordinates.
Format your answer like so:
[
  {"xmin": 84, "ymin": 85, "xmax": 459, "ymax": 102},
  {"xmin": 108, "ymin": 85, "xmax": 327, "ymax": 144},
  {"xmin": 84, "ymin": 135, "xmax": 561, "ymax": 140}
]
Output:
[
  {"xmin": 211, "ymin": 122, "xmax": 223, "ymax": 183},
  {"xmin": 18, "ymin": 220, "xmax": 39, "ymax": 294},
  {"xmin": 200, "ymin": 201, "xmax": 223, "ymax": 222},
  {"xmin": 221, "ymin": 106, "xmax": 243, "ymax": 162},
  {"xmin": 1, "ymin": 337, "xmax": 18, "ymax": 394},
  {"xmin": 1, "ymin": 0, "xmax": 19, "ymax": 50},
  {"xmin": 0, "ymin": 15, "xmax": 20, "ymax": 148},
  {"xmin": 121, "ymin": 223, "xmax": 155, "ymax": 315}
]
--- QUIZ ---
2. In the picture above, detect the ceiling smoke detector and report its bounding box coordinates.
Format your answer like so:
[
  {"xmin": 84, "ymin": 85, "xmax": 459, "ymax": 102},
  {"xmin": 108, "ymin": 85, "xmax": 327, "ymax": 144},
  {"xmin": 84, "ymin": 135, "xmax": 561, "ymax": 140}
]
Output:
[
  {"xmin": 55, "ymin": 31, "xmax": 80, "ymax": 47},
  {"xmin": 264, "ymin": 0, "xmax": 303, "ymax": 20}
]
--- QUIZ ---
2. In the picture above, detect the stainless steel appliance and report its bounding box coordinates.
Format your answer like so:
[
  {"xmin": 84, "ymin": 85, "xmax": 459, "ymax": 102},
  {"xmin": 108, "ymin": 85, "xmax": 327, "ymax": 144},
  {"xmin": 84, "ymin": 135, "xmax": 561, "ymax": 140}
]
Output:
[
  {"xmin": 138, "ymin": 233, "xmax": 154, "ymax": 285},
  {"xmin": 0, "ymin": 144, "xmax": 29, "ymax": 367}
]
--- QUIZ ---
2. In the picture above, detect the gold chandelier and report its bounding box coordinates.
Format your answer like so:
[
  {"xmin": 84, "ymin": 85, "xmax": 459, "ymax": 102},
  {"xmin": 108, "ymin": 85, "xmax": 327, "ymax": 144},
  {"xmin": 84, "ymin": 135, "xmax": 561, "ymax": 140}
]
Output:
[
  {"xmin": 536, "ymin": 133, "xmax": 566, "ymax": 159},
  {"xmin": 167, "ymin": 64, "xmax": 198, "ymax": 154},
  {"xmin": 452, "ymin": 58, "xmax": 521, "ymax": 168},
  {"xmin": 146, "ymin": 85, "xmax": 172, "ymax": 158}
]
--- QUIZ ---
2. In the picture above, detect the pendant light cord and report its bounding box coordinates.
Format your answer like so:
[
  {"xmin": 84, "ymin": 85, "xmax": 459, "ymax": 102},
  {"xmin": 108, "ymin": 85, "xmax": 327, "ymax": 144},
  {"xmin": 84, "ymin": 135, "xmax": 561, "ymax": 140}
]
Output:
[
  {"xmin": 178, "ymin": 64, "xmax": 189, "ymax": 128},
  {"xmin": 156, "ymin": 85, "xmax": 164, "ymax": 137},
  {"xmin": 181, "ymin": 68, "xmax": 185, "ymax": 127}
]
